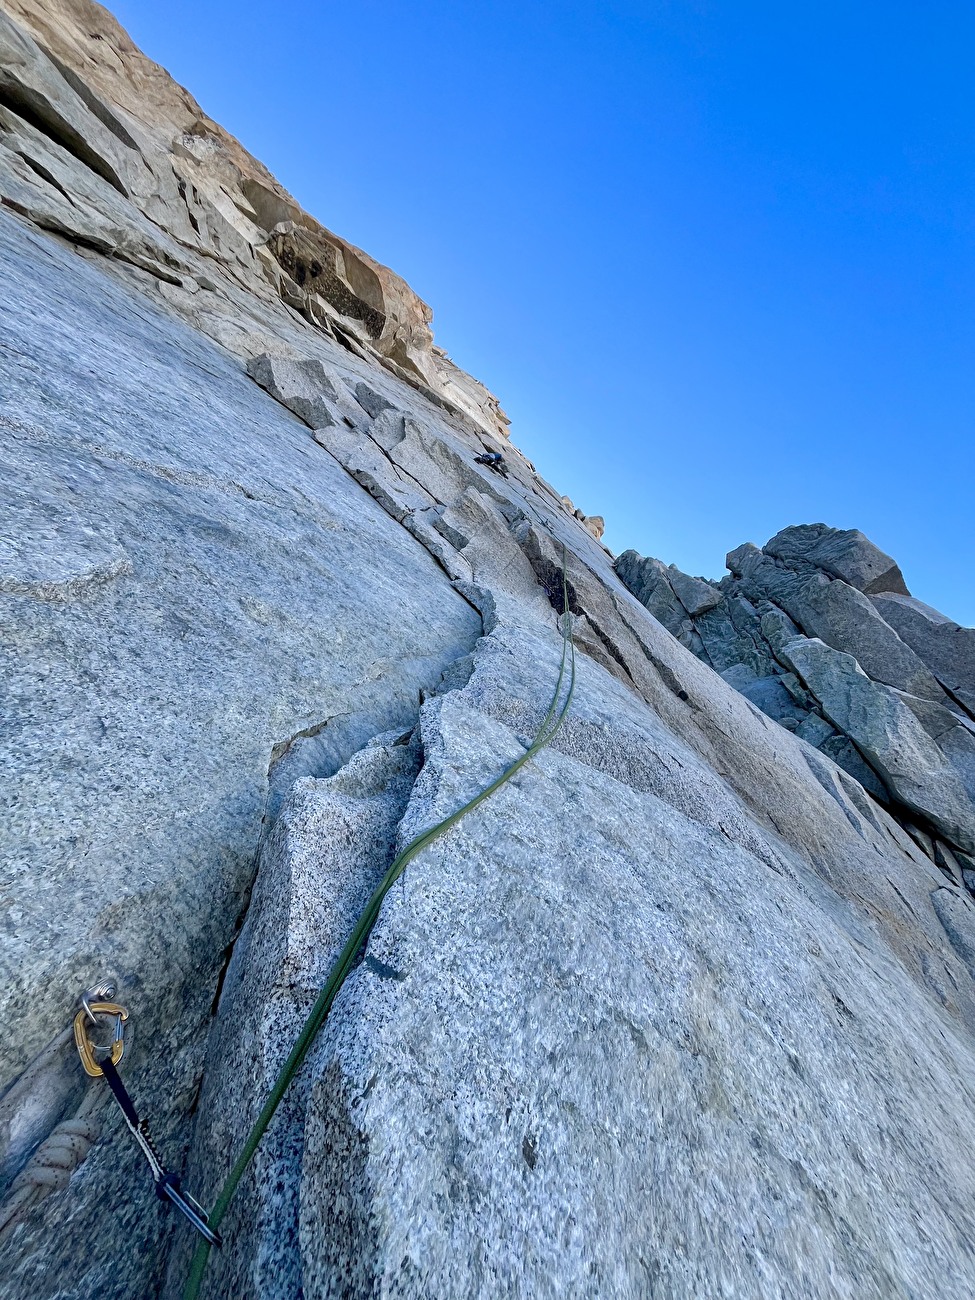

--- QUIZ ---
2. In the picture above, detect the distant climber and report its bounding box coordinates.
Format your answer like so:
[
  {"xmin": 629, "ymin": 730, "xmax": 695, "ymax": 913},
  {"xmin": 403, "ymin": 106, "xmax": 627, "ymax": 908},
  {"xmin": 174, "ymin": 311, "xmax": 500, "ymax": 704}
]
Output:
[{"xmin": 474, "ymin": 450, "xmax": 508, "ymax": 477}]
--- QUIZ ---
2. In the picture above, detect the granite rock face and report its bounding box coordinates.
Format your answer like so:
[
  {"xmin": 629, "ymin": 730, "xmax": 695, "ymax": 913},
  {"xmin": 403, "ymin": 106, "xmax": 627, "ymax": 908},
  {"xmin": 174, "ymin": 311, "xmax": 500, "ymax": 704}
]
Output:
[
  {"xmin": 872, "ymin": 593, "xmax": 975, "ymax": 717},
  {"xmin": 617, "ymin": 526, "xmax": 975, "ymax": 865},
  {"xmin": 725, "ymin": 541, "xmax": 947, "ymax": 701},
  {"xmin": 0, "ymin": 0, "xmax": 510, "ymax": 439},
  {"xmin": 764, "ymin": 523, "xmax": 910, "ymax": 596},
  {"xmin": 779, "ymin": 639, "xmax": 975, "ymax": 854},
  {"xmin": 172, "ymin": 616, "xmax": 975, "ymax": 1300},
  {"xmin": 4, "ymin": 4, "xmax": 975, "ymax": 1299},
  {"xmin": 0, "ymin": 208, "xmax": 484, "ymax": 1292}
]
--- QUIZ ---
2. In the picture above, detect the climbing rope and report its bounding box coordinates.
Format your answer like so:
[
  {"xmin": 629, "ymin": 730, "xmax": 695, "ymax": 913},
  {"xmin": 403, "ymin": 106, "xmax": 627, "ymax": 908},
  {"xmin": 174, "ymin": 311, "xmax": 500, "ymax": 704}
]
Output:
[{"xmin": 182, "ymin": 548, "xmax": 576, "ymax": 1299}]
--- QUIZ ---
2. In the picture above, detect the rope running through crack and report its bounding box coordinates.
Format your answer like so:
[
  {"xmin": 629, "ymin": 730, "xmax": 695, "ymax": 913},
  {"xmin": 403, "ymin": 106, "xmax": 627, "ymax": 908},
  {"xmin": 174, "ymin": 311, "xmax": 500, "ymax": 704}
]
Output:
[{"xmin": 183, "ymin": 543, "xmax": 576, "ymax": 1299}]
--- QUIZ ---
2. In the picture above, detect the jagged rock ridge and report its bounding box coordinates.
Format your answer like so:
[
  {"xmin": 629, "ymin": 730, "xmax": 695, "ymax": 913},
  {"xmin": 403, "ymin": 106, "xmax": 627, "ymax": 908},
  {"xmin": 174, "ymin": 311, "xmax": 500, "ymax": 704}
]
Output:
[
  {"xmin": 2, "ymin": 4, "xmax": 975, "ymax": 1299},
  {"xmin": 616, "ymin": 525, "xmax": 975, "ymax": 868}
]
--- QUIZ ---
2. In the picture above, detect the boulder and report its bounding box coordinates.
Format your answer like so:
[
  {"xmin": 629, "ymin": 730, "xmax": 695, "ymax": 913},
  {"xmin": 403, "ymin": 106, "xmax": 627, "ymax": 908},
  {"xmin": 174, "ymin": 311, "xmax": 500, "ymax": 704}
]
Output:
[
  {"xmin": 668, "ymin": 566, "xmax": 723, "ymax": 617},
  {"xmin": 614, "ymin": 551, "xmax": 689, "ymax": 637},
  {"xmin": 764, "ymin": 523, "xmax": 910, "ymax": 596},
  {"xmin": 729, "ymin": 547, "xmax": 946, "ymax": 704},
  {"xmin": 872, "ymin": 593, "xmax": 975, "ymax": 717},
  {"xmin": 780, "ymin": 638, "xmax": 975, "ymax": 853}
]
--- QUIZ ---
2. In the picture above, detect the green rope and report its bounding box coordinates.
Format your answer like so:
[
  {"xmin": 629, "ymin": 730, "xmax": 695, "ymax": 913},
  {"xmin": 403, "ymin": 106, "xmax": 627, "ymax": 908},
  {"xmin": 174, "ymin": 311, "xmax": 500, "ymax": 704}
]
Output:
[{"xmin": 183, "ymin": 551, "xmax": 576, "ymax": 1299}]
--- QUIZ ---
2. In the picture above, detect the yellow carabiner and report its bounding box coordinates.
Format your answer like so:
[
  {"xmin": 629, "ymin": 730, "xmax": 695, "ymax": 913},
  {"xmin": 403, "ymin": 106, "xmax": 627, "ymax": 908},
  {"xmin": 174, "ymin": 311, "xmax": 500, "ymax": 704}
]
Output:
[{"xmin": 73, "ymin": 1002, "xmax": 129, "ymax": 1078}]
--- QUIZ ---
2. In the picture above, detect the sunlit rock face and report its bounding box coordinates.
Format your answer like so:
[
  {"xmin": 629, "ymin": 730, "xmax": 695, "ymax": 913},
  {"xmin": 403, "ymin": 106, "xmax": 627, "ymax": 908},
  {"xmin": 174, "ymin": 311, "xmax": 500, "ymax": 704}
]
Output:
[
  {"xmin": 3, "ymin": 5, "xmax": 975, "ymax": 1299},
  {"xmin": 0, "ymin": 0, "xmax": 510, "ymax": 439}
]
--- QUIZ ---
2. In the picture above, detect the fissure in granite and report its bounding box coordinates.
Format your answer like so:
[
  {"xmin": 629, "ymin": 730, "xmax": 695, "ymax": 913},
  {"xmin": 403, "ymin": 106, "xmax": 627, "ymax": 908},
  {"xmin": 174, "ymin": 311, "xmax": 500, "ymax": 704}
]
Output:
[{"xmin": 3, "ymin": 3, "xmax": 975, "ymax": 1298}]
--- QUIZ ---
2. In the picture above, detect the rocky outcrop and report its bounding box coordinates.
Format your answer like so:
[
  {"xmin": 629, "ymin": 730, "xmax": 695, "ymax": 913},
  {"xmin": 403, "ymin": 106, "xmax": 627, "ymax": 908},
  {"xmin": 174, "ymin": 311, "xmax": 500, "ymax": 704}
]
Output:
[
  {"xmin": 559, "ymin": 494, "xmax": 606, "ymax": 541},
  {"xmin": 764, "ymin": 523, "xmax": 910, "ymax": 596},
  {"xmin": 616, "ymin": 525, "xmax": 975, "ymax": 866},
  {"xmin": 4, "ymin": 5, "xmax": 975, "ymax": 1299},
  {"xmin": 872, "ymin": 593, "xmax": 975, "ymax": 717},
  {"xmin": 779, "ymin": 638, "xmax": 975, "ymax": 854},
  {"xmin": 725, "ymin": 539, "xmax": 946, "ymax": 702},
  {"xmin": 0, "ymin": 0, "xmax": 509, "ymax": 438}
]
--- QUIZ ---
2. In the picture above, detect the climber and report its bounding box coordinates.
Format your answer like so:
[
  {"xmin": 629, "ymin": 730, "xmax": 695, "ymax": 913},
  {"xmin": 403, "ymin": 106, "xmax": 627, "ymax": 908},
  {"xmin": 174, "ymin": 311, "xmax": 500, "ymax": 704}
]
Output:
[{"xmin": 474, "ymin": 450, "xmax": 508, "ymax": 477}]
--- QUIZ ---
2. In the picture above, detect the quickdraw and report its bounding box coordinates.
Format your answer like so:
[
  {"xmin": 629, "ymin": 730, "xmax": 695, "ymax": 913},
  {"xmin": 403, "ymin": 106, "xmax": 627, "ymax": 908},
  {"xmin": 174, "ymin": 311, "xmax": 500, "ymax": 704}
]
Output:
[
  {"xmin": 73, "ymin": 1000, "xmax": 126, "ymax": 1077},
  {"xmin": 73, "ymin": 987, "xmax": 221, "ymax": 1248},
  {"xmin": 58, "ymin": 548, "xmax": 576, "ymax": 1291}
]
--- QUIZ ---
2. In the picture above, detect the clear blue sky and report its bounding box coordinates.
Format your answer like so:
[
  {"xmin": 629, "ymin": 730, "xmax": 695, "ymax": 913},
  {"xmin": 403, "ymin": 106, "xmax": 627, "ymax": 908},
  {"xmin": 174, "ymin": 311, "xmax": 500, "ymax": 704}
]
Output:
[{"xmin": 113, "ymin": 1, "xmax": 974, "ymax": 624}]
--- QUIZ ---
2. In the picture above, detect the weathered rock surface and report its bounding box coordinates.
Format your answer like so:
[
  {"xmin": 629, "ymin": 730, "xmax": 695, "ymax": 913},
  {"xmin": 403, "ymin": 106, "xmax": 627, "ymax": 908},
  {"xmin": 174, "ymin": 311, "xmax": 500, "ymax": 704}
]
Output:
[
  {"xmin": 171, "ymin": 615, "xmax": 975, "ymax": 1300},
  {"xmin": 4, "ymin": 5, "xmax": 975, "ymax": 1299},
  {"xmin": 618, "ymin": 525, "xmax": 975, "ymax": 861},
  {"xmin": 614, "ymin": 552, "xmax": 694, "ymax": 636},
  {"xmin": 173, "ymin": 731, "xmax": 424, "ymax": 1299},
  {"xmin": 0, "ymin": 207, "xmax": 484, "ymax": 1292},
  {"xmin": 725, "ymin": 540, "xmax": 947, "ymax": 702},
  {"xmin": 873, "ymin": 593, "xmax": 975, "ymax": 716},
  {"xmin": 559, "ymin": 495, "xmax": 607, "ymax": 542},
  {"xmin": 612, "ymin": 550, "xmax": 715, "ymax": 658},
  {"xmin": 779, "ymin": 639, "xmax": 975, "ymax": 854},
  {"xmin": 764, "ymin": 523, "xmax": 910, "ymax": 595},
  {"xmin": 0, "ymin": 0, "xmax": 510, "ymax": 439}
]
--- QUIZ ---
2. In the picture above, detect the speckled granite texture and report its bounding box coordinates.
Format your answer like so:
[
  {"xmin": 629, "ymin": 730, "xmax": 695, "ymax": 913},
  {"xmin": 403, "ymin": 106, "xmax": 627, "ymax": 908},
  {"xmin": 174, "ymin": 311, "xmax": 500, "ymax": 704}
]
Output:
[{"xmin": 4, "ymin": 4, "xmax": 975, "ymax": 1297}]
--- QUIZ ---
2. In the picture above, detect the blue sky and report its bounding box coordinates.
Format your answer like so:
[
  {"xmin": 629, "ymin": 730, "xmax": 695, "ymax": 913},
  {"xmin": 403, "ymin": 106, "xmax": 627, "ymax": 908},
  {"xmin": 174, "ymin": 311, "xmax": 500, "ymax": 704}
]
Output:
[{"xmin": 114, "ymin": 1, "xmax": 974, "ymax": 623}]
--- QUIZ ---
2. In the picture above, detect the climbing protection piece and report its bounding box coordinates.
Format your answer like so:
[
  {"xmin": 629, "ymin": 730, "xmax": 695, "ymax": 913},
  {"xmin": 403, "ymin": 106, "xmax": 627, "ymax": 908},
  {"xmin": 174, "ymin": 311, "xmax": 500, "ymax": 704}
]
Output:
[
  {"xmin": 74, "ymin": 988, "xmax": 221, "ymax": 1248},
  {"xmin": 183, "ymin": 546, "xmax": 577, "ymax": 1299}
]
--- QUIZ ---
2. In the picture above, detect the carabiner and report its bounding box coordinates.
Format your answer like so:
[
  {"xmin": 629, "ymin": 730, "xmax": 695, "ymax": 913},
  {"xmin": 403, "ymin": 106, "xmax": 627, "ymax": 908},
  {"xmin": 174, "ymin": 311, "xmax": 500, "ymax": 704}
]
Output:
[{"xmin": 73, "ymin": 1001, "xmax": 128, "ymax": 1077}]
